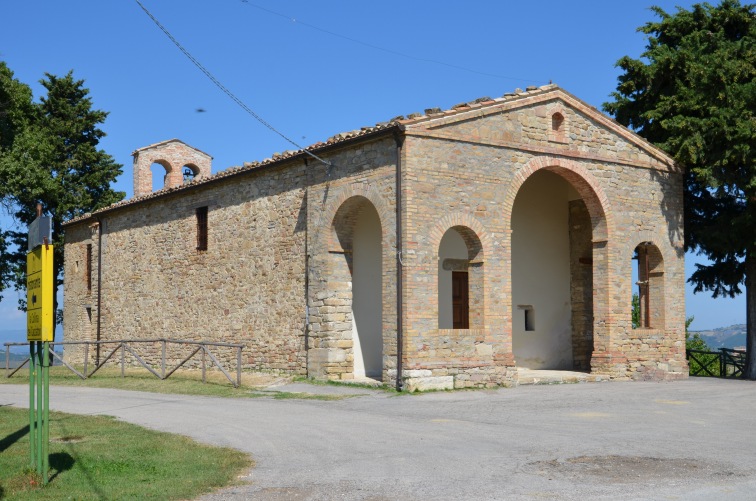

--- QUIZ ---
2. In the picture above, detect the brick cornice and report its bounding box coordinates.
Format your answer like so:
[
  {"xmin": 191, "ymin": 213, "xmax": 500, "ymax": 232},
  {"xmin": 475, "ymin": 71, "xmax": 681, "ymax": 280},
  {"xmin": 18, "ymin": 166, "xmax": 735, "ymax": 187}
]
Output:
[{"xmin": 404, "ymin": 129, "xmax": 672, "ymax": 172}]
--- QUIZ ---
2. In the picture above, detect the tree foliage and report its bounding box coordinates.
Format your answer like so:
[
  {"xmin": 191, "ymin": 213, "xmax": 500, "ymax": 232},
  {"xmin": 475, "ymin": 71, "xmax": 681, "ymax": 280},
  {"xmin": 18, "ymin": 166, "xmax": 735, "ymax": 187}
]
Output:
[
  {"xmin": 604, "ymin": 0, "xmax": 756, "ymax": 378},
  {"xmin": 631, "ymin": 293, "xmax": 641, "ymax": 329},
  {"xmin": 0, "ymin": 62, "xmax": 124, "ymax": 322}
]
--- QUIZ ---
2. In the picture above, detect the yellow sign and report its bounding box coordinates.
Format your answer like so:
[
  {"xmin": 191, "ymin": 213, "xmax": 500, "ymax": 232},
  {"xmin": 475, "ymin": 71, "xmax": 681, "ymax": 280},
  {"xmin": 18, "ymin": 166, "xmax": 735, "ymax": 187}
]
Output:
[{"xmin": 27, "ymin": 245, "xmax": 54, "ymax": 342}]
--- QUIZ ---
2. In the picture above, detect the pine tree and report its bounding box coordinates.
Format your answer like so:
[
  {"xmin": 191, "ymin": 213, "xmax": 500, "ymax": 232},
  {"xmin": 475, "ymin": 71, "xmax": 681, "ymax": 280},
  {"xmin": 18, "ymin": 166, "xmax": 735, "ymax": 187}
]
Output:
[
  {"xmin": 0, "ymin": 61, "xmax": 38, "ymax": 301},
  {"xmin": 0, "ymin": 66, "xmax": 124, "ymax": 324},
  {"xmin": 604, "ymin": 1, "xmax": 756, "ymax": 378}
]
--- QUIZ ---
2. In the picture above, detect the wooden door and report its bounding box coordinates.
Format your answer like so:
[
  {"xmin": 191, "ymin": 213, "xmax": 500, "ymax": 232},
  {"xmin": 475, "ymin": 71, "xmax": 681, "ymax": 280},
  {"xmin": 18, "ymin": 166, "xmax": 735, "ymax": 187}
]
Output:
[{"xmin": 452, "ymin": 271, "xmax": 469, "ymax": 329}]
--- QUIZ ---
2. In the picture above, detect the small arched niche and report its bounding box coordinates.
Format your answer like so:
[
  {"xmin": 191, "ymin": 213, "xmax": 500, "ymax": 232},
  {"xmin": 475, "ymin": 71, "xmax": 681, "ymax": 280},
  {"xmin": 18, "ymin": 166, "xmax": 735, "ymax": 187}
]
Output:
[{"xmin": 549, "ymin": 111, "xmax": 567, "ymax": 143}]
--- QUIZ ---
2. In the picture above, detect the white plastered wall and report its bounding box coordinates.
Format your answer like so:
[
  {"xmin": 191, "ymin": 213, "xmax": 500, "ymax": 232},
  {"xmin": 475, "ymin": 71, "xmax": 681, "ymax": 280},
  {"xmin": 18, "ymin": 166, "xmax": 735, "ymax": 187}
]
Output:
[
  {"xmin": 437, "ymin": 230, "xmax": 469, "ymax": 329},
  {"xmin": 352, "ymin": 205, "xmax": 383, "ymax": 378},
  {"xmin": 511, "ymin": 170, "xmax": 578, "ymax": 369}
]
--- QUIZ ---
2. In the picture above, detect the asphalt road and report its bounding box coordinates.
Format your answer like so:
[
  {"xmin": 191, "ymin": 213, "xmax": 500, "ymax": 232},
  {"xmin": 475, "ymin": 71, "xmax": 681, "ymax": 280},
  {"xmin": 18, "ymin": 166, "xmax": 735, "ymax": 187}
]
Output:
[{"xmin": 2, "ymin": 378, "xmax": 756, "ymax": 500}]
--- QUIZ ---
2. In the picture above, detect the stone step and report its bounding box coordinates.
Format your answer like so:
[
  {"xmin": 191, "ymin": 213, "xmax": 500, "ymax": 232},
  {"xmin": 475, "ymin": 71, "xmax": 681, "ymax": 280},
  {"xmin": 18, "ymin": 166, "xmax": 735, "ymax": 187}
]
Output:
[{"xmin": 516, "ymin": 368, "xmax": 608, "ymax": 385}]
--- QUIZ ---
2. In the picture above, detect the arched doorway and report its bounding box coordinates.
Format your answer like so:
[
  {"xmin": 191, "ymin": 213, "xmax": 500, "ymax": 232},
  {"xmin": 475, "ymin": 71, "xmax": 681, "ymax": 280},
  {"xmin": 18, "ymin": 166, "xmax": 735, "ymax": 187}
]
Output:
[
  {"xmin": 510, "ymin": 169, "xmax": 598, "ymax": 370},
  {"xmin": 331, "ymin": 196, "xmax": 383, "ymax": 379}
]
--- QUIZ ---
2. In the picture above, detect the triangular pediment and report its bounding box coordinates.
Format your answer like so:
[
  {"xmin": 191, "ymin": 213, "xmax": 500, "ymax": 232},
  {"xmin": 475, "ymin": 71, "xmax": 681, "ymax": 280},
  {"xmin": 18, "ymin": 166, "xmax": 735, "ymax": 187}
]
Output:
[{"xmin": 401, "ymin": 86, "xmax": 676, "ymax": 172}]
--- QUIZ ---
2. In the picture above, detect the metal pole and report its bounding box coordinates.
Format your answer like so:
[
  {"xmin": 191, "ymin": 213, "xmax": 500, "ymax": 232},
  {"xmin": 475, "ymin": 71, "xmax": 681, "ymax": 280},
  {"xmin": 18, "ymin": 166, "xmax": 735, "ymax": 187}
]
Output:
[
  {"xmin": 84, "ymin": 342, "xmax": 89, "ymax": 378},
  {"xmin": 36, "ymin": 342, "xmax": 43, "ymax": 475},
  {"xmin": 5, "ymin": 346, "xmax": 9, "ymax": 378},
  {"xmin": 43, "ymin": 341, "xmax": 49, "ymax": 484},
  {"xmin": 29, "ymin": 342, "xmax": 36, "ymax": 469},
  {"xmin": 121, "ymin": 342, "xmax": 125, "ymax": 378}
]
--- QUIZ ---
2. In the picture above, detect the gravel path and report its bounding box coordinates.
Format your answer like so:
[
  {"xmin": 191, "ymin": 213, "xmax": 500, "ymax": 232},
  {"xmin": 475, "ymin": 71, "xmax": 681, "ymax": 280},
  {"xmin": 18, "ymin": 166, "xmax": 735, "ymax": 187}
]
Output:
[{"xmin": 3, "ymin": 378, "xmax": 755, "ymax": 500}]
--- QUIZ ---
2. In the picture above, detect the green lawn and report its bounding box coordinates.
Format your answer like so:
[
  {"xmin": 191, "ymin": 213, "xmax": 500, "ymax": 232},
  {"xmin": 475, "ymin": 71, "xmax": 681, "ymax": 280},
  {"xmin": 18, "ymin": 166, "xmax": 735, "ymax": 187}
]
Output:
[
  {"xmin": 0, "ymin": 406, "xmax": 251, "ymax": 500},
  {"xmin": 1, "ymin": 366, "xmax": 373, "ymax": 400}
]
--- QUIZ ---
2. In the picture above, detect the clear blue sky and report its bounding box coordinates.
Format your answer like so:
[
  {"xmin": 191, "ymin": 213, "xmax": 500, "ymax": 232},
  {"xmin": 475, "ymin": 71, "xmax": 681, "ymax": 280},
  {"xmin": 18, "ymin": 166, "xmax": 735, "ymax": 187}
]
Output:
[{"xmin": 0, "ymin": 0, "xmax": 745, "ymax": 341}]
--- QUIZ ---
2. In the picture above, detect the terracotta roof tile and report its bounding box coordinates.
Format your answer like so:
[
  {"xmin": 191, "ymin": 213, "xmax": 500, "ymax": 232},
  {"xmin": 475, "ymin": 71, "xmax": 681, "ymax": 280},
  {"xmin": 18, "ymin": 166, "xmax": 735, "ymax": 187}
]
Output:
[{"xmin": 64, "ymin": 84, "xmax": 560, "ymax": 226}]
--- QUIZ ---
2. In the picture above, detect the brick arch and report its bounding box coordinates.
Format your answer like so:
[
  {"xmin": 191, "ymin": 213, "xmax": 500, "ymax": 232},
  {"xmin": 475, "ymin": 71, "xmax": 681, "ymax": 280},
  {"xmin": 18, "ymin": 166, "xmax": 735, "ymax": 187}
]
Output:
[
  {"xmin": 502, "ymin": 156, "xmax": 615, "ymax": 241},
  {"xmin": 430, "ymin": 213, "xmax": 491, "ymax": 330},
  {"xmin": 132, "ymin": 140, "xmax": 212, "ymax": 197},
  {"xmin": 627, "ymin": 236, "xmax": 667, "ymax": 331},
  {"xmin": 148, "ymin": 159, "xmax": 173, "ymax": 191},
  {"xmin": 319, "ymin": 184, "xmax": 393, "ymax": 246},
  {"xmin": 624, "ymin": 228, "xmax": 680, "ymax": 266},
  {"xmin": 310, "ymin": 184, "xmax": 394, "ymax": 382},
  {"xmin": 502, "ymin": 156, "xmax": 617, "ymax": 368},
  {"xmin": 428, "ymin": 212, "xmax": 492, "ymax": 262}
]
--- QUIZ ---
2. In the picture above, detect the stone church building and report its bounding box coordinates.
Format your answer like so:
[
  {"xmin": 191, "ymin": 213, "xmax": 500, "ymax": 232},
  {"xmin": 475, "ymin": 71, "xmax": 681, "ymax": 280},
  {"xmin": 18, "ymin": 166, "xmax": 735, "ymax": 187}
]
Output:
[{"xmin": 63, "ymin": 84, "xmax": 688, "ymax": 389}]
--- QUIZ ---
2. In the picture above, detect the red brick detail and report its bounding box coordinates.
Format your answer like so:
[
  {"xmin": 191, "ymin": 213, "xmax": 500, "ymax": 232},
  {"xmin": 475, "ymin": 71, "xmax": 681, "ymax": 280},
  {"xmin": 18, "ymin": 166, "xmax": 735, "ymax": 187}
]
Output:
[
  {"xmin": 427, "ymin": 213, "xmax": 492, "ymax": 261},
  {"xmin": 132, "ymin": 139, "xmax": 212, "ymax": 197},
  {"xmin": 319, "ymin": 184, "xmax": 393, "ymax": 246},
  {"xmin": 502, "ymin": 156, "xmax": 615, "ymax": 242}
]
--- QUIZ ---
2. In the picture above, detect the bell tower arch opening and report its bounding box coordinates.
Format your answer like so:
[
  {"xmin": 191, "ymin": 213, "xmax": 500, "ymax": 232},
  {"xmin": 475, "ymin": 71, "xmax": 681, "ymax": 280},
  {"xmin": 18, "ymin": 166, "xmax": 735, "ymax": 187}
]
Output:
[{"xmin": 132, "ymin": 139, "xmax": 212, "ymax": 198}]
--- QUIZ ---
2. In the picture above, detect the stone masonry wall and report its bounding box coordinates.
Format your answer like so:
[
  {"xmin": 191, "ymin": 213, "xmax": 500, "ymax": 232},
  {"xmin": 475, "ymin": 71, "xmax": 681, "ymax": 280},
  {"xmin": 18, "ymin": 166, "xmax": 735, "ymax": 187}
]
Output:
[
  {"xmin": 66, "ymin": 159, "xmax": 310, "ymax": 374},
  {"xmin": 401, "ymin": 94, "xmax": 687, "ymax": 387},
  {"xmin": 305, "ymin": 136, "xmax": 398, "ymax": 383},
  {"xmin": 569, "ymin": 199, "xmax": 594, "ymax": 371},
  {"xmin": 64, "ymin": 88, "xmax": 687, "ymax": 388},
  {"xmin": 65, "ymin": 135, "xmax": 399, "ymax": 380}
]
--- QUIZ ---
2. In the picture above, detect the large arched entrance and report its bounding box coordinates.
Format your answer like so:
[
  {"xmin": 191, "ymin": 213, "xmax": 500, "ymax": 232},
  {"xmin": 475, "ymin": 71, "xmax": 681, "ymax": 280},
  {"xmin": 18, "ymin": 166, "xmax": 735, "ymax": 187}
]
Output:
[
  {"xmin": 331, "ymin": 196, "xmax": 383, "ymax": 379},
  {"xmin": 510, "ymin": 168, "xmax": 604, "ymax": 371}
]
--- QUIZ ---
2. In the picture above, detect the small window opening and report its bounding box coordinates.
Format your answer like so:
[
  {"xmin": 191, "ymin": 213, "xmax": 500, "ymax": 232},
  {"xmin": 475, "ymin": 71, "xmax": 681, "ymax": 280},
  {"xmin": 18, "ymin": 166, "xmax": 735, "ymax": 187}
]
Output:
[
  {"xmin": 86, "ymin": 243, "xmax": 93, "ymax": 293},
  {"xmin": 196, "ymin": 206, "xmax": 208, "ymax": 251},
  {"xmin": 632, "ymin": 242, "xmax": 664, "ymax": 329},
  {"xmin": 519, "ymin": 305, "xmax": 535, "ymax": 331}
]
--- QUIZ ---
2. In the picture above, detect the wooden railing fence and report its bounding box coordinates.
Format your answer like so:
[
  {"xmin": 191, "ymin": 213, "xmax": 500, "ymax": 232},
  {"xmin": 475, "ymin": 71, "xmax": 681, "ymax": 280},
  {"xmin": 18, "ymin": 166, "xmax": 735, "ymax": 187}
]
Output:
[{"xmin": 4, "ymin": 339, "xmax": 244, "ymax": 387}]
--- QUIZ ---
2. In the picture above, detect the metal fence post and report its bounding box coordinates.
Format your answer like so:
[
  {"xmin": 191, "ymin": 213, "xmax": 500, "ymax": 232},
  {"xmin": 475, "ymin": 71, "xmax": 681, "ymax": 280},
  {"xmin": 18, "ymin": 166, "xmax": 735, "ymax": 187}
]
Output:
[
  {"xmin": 121, "ymin": 342, "xmax": 125, "ymax": 378},
  {"xmin": 84, "ymin": 342, "xmax": 89, "ymax": 378}
]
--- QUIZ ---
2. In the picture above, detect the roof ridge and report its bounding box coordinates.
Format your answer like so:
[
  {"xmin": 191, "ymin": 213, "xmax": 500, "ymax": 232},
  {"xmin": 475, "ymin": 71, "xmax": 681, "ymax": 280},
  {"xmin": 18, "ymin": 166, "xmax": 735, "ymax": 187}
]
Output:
[{"xmin": 64, "ymin": 84, "xmax": 563, "ymax": 226}]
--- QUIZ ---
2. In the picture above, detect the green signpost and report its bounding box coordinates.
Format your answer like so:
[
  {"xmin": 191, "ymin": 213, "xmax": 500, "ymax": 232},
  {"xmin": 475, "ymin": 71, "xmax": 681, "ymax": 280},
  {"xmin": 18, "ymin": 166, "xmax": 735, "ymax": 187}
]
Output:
[{"xmin": 27, "ymin": 208, "xmax": 53, "ymax": 484}]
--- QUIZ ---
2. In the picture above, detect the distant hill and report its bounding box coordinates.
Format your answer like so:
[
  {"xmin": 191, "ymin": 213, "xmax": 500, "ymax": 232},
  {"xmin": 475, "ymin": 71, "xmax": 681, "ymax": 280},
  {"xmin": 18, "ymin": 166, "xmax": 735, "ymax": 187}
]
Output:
[
  {"xmin": 691, "ymin": 324, "xmax": 746, "ymax": 350},
  {"xmin": 0, "ymin": 348, "xmax": 31, "ymax": 369}
]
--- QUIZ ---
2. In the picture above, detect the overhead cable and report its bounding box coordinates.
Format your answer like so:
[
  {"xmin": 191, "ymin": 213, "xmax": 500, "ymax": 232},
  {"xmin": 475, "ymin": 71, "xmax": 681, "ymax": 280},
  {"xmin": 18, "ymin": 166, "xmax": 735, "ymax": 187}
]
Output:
[
  {"xmin": 134, "ymin": 0, "xmax": 330, "ymax": 165},
  {"xmin": 241, "ymin": 1, "xmax": 542, "ymax": 84}
]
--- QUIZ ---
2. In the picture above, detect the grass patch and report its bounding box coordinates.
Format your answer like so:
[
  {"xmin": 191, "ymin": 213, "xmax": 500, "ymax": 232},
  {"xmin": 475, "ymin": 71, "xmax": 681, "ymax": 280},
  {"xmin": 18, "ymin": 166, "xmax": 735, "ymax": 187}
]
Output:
[
  {"xmin": 1, "ymin": 366, "xmax": 376, "ymax": 400},
  {"xmin": 2, "ymin": 366, "xmax": 273, "ymax": 398},
  {"xmin": 0, "ymin": 406, "xmax": 251, "ymax": 500},
  {"xmin": 249, "ymin": 391, "xmax": 357, "ymax": 401}
]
